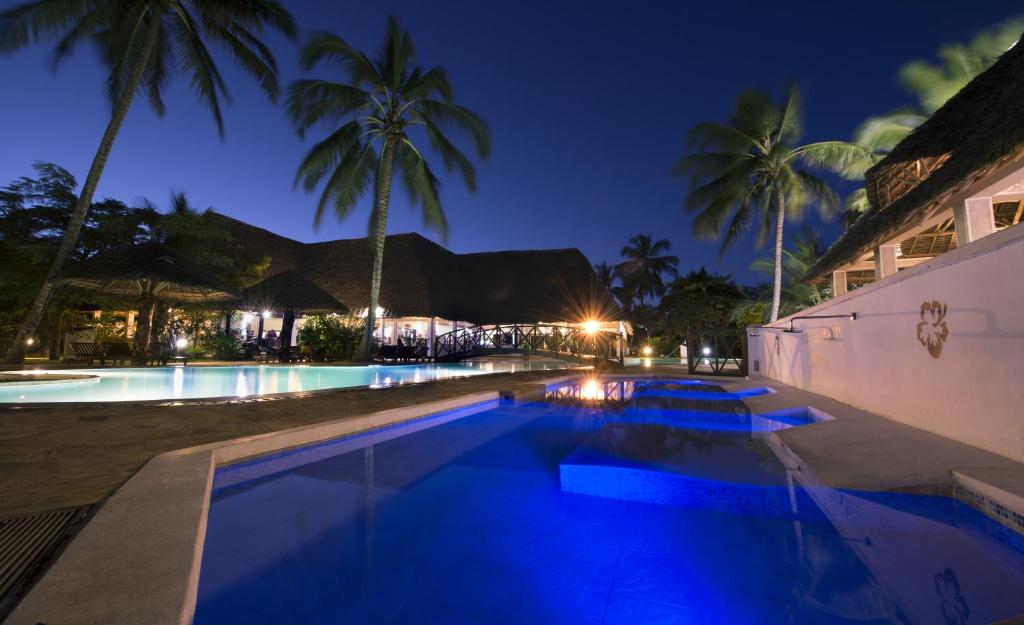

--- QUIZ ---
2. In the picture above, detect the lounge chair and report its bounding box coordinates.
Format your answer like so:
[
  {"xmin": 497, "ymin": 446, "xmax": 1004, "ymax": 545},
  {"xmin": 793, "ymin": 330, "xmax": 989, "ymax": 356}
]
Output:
[{"xmin": 66, "ymin": 342, "xmax": 102, "ymax": 365}]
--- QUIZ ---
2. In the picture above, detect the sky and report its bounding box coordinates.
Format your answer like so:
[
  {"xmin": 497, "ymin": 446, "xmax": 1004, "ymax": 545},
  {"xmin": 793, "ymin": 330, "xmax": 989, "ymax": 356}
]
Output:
[{"xmin": 0, "ymin": 0, "xmax": 1019, "ymax": 285}]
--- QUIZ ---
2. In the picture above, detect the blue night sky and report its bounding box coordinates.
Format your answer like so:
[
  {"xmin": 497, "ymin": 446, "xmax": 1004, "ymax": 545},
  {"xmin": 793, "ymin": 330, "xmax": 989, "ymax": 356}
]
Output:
[{"xmin": 0, "ymin": 1, "xmax": 1018, "ymax": 285}]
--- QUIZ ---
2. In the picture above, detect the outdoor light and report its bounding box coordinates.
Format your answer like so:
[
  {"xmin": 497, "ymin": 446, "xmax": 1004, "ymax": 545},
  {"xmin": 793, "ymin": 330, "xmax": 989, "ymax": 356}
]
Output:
[
  {"xmin": 642, "ymin": 345, "xmax": 652, "ymax": 356},
  {"xmin": 701, "ymin": 347, "xmax": 712, "ymax": 356},
  {"xmin": 175, "ymin": 338, "xmax": 188, "ymax": 350},
  {"xmin": 261, "ymin": 310, "xmax": 271, "ymax": 319},
  {"xmin": 25, "ymin": 337, "xmax": 34, "ymax": 346},
  {"xmin": 582, "ymin": 319, "xmax": 601, "ymax": 334}
]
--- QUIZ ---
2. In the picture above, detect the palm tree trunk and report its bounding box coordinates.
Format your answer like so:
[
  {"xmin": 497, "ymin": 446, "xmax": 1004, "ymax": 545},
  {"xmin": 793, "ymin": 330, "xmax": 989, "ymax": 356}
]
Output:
[
  {"xmin": 134, "ymin": 285, "xmax": 157, "ymax": 366},
  {"xmin": 4, "ymin": 18, "xmax": 160, "ymax": 364},
  {"xmin": 769, "ymin": 194, "xmax": 786, "ymax": 323},
  {"xmin": 362, "ymin": 139, "xmax": 397, "ymax": 359}
]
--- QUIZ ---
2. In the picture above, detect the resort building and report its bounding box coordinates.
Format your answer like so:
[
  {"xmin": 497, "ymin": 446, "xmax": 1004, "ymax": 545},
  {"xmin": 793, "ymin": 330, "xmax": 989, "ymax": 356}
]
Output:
[
  {"xmin": 213, "ymin": 215, "xmax": 625, "ymax": 356},
  {"xmin": 749, "ymin": 37, "xmax": 1024, "ymax": 462}
]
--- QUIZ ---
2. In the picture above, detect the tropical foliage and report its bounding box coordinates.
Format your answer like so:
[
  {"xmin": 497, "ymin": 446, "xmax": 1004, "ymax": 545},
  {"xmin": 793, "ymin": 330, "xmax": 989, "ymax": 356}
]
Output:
[
  {"xmin": 660, "ymin": 268, "xmax": 752, "ymax": 372},
  {"xmin": 615, "ymin": 234, "xmax": 679, "ymax": 306},
  {"xmin": 0, "ymin": 163, "xmax": 263, "ymax": 357},
  {"xmin": 287, "ymin": 17, "xmax": 489, "ymax": 356},
  {"xmin": 297, "ymin": 314, "xmax": 365, "ymax": 362},
  {"xmin": 0, "ymin": 0, "xmax": 296, "ymax": 363},
  {"xmin": 733, "ymin": 230, "xmax": 831, "ymax": 323},
  {"xmin": 676, "ymin": 85, "xmax": 872, "ymax": 322}
]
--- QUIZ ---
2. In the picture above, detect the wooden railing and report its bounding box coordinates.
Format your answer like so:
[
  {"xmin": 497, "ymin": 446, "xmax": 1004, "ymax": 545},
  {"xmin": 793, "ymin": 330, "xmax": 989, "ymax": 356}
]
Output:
[{"xmin": 433, "ymin": 323, "xmax": 624, "ymax": 365}]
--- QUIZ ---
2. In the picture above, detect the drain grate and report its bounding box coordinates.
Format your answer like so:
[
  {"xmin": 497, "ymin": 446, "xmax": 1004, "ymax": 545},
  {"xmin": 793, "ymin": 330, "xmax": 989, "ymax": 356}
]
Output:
[{"xmin": 0, "ymin": 506, "xmax": 90, "ymax": 619}]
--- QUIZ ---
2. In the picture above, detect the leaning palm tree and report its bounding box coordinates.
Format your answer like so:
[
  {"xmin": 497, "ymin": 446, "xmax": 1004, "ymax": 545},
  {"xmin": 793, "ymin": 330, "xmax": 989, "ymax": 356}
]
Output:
[
  {"xmin": 287, "ymin": 18, "xmax": 490, "ymax": 357},
  {"xmin": 733, "ymin": 229, "xmax": 830, "ymax": 322},
  {"xmin": 676, "ymin": 85, "xmax": 872, "ymax": 322},
  {"xmin": 0, "ymin": 0, "xmax": 296, "ymax": 363},
  {"xmin": 616, "ymin": 234, "xmax": 679, "ymax": 307}
]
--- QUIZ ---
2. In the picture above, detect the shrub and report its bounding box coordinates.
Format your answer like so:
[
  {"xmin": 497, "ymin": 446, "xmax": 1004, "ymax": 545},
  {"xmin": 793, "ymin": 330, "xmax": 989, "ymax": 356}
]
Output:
[
  {"xmin": 201, "ymin": 333, "xmax": 245, "ymax": 360},
  {"xmin": 297, "ymin": 315, "xmax": 365, "ymax": 361}
]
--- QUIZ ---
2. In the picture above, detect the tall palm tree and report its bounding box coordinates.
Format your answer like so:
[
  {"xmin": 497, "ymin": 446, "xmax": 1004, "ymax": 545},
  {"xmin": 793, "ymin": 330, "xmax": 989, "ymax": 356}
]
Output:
[
  {"xmin": 287, "ymin": 18, "xmax": 490, "ymax": 357},
  {"xmin": 676, "ymin": 85, "xmax": 872, "ymax": 322},
  {"xmin": 842, "ymin": 17, "xmax": 1023, "ymax": 226},
  {"xmin": 0, "ymin": 0, "xmax": 296, "ymax": 363},
  {"xmin": 616, "ymin": 234, "xmax": 679, "ymax": 307}
]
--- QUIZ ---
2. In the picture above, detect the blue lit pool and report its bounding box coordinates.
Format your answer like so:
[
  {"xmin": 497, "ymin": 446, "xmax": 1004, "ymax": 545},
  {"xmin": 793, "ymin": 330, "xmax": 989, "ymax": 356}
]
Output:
[
  {"xmin": 0, "ymin": 360, "xmax": 571, "ymax": 404},
  {"xmin": 194, "ymin": 379, "xmax": 1024, "ymax": 624}
]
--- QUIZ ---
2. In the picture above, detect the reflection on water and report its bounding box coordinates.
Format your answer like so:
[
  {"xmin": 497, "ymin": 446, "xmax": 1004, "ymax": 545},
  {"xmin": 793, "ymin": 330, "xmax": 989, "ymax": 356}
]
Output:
[
  {"xmin": 194, "ymin": 379, "xmax": 1024, "ymax": 625},
  {"xmin": 0, "ymin": 359, "xmax": 574, "ymax": 403}
]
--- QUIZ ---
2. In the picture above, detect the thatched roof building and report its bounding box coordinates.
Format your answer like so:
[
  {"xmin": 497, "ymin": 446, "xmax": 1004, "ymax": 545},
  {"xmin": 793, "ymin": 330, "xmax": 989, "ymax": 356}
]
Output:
[
  {"xmin": 807, "ymin": 33, "xmax": 1024, "ymax": 286},
  {"xmin": 211, "ymin": 214, "xmax": 620, "ymax": 325}
]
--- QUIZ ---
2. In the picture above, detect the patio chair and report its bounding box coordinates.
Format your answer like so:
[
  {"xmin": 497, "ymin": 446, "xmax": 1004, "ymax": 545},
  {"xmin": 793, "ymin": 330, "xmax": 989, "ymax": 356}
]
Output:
[
  {"xmin": 66, "ymin": 342, "xmax": 101, "ymax": 365},
  {"xmin": 378, "ymin": 345, "xmax": 398, "ymax": 363}
]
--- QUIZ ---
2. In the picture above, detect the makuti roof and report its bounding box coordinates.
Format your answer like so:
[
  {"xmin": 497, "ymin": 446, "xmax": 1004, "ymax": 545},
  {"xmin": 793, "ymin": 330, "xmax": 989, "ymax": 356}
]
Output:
[
  {"xmin": 807, "ymin": 32, "xmax": 1024, "ymax": 280},
  {"xmin": 211, "ymin": 213, "xmax": 620, "ymax": 324}
]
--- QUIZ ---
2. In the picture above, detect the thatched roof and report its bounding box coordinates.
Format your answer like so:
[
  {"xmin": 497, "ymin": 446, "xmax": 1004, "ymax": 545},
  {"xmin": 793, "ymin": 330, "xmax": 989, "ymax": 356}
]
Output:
[
  {"xmin": 58, "ymin": 242, "xmax": 236, "ymax": 302},
  {"xmin": 237, "ymin": 270, "xmax": 348, "ymax": 314},
  {"xmin": 807, "ymin": 33, "xmax": 1024, "ymax": 281},
  {"xmin": 209, "ymin": 214, "xmax": 621, "ymax": 323}
]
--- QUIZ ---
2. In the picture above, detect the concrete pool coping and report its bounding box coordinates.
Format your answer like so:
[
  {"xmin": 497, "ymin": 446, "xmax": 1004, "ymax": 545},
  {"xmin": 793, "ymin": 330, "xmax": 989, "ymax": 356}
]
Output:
[{"xmin": 8, "ymin": 371, "xmax": 1024, "ymax": 624}]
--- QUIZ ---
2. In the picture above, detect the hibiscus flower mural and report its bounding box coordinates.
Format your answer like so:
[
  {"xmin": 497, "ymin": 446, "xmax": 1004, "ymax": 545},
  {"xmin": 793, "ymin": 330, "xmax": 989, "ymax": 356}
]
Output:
[{"xmin": 917, "ymin": 300, "xmax": 950, "ymax": 358}]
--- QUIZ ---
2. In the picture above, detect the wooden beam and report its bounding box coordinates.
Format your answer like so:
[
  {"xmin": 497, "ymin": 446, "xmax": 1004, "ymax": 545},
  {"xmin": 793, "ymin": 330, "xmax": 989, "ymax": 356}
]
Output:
[{"xmin": 1013, "ymin": 200, "xmax": 1024, "ymax": 226}]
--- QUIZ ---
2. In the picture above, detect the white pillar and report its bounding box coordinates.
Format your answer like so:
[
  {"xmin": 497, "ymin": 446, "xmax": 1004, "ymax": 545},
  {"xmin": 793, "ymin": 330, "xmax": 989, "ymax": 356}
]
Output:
[
  {"xmin": 831, "ymin": 270, "xmax": 848, "ymax": 297},
  {"xmin": 391, "ymin": 318, "xmax": 400, "ymax": 345},
  {"xmin": 954, "ymin": 196, "xmax": 996, "ymax": 245},
  {"xmin": 874, "ymin": 244, "xmax": 899, "ymax": 280},
  {"xmin": 427, "ymin": 317, "xmax": 436, "ymax": 358}
]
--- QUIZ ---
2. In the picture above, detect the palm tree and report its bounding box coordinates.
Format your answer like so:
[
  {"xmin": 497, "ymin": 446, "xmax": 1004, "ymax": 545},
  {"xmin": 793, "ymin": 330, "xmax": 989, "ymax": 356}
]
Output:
[
  {"xmin": 287, "ymin": 18, "xmax": 489, "ymax": 357},
  {"xmin": 616, "ymin": 234, "xmax": 679, "ymax": 307},
  {"xmin": 0, "ymin": 1, "xmax": 296, "ymax": 363},
  {"xmin": 675, "ymin": 85, "xmax": 872, "ymax": 322},
  {"xmin": 593, "ymin": 262, "xmax": 616, "ymax": 291},
  {"xmin": 734, "ymin": 229, "xmax": 830, "ymax": 322},
  {"xmin": 842, "ymin": 18, "xmax": 1023, "ymax": 226}
]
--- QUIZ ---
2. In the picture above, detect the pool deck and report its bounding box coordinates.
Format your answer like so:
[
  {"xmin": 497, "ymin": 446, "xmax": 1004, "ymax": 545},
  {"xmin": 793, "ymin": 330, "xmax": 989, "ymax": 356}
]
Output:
[
  {"xmin": 719, "ymin": 375, "xmax": 1024, "ymax": 531},
  {"xmin": 0, "ymin": 368, "xmax": 573, "ymax": 518}
]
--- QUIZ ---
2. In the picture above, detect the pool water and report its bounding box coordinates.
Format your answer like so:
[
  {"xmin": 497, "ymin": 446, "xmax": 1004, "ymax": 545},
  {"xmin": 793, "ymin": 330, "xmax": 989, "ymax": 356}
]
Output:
[
  {"xmin": 0, "ymin": 360, "xmax": 570, "ymax": 403},
  {"xmin": 194, "ymin": 379, "xmax": 1024, "ymax": 624}
]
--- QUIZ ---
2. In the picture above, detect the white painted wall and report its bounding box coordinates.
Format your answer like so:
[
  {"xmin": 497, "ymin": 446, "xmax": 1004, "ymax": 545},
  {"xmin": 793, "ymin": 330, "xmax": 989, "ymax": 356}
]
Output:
[{"xmin": 748, "ymin": 223, "xmax": 1024, "ymax": 462}]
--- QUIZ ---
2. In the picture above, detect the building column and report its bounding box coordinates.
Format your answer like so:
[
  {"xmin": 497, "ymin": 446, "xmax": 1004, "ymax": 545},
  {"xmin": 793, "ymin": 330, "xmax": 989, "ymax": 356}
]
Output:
[
  {"xmin": 831, "ymin": 270, "xmax": 848, "ymax": 297},
  {"xmin": 427, "ymin": 317, "xmax": 436, "ymax": 358},
  {"xmin": 874, "ymin": 244, "xmax": 899, "ymax": 280},
  {"xmin": 954, "ymin": 196, "xmax": 996, "ymax": 245},
  {"xmin": 391, "ymin": 318, "xmax": 400, "ymax": 345}
]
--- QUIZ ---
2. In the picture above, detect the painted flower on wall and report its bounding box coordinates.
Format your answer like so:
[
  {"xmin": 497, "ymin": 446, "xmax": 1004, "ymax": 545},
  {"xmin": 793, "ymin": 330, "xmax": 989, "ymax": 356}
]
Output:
[
  {"xmin": 934, "ymin": 567, "xmax": 969, "ymax": 625},
  {"xmin": 917, "ymin": 300, "xmax": 949, "ymax": 358}
]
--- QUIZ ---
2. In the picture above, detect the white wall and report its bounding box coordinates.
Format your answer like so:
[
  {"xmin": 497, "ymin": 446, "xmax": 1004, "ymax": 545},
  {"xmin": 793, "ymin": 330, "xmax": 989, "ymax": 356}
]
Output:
[{"xmin": 748, "ymin": 223, "xmax": 1024, "ymax": 462}]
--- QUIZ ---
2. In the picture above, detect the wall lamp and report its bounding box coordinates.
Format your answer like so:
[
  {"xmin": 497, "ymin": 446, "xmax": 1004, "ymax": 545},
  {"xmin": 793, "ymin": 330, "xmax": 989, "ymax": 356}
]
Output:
[{"xmin": 785, "ymin": 312, "xmax": 857, "ymax": 333}]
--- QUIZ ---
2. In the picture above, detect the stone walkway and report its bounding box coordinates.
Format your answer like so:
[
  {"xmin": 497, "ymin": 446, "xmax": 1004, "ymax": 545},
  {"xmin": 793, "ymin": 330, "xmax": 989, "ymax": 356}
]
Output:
[{"xmin": 0, "ymin": 369, "xmax": 569, "ymax": 517}]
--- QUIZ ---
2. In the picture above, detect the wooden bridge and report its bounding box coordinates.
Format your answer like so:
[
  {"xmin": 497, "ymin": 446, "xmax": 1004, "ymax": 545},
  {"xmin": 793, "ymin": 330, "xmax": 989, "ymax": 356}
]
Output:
[{"xmin": 433, "ymin": 323, "xmax": 624, "ymax": 365}]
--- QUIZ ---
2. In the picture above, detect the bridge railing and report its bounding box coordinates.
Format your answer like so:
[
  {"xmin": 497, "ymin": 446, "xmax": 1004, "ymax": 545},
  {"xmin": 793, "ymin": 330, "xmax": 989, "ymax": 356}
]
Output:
[{"xmin": 433, "ymin": 323, "xmax": 623, "ymax": 365}]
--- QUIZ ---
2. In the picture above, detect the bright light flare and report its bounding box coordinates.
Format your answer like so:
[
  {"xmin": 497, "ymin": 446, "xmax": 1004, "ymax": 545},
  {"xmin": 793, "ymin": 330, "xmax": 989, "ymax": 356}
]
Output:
[
  {"xmin": 642, "ymin": 345, "xmax": 652, "ymax": 356},
  {"xmin": 175, "ymin": 338, "xmax": 188, "ymax": 350},
  {"xmin": 701, "ymin": 346, "xmax": 712, "ymax": 356},
  {"xmin": 579, "ymin": 378, "xmax": 603, "ymax": 401},
  {"xmin": 25, "ymin": 338, "xmax": 34, "ymax": 346},
  {"xmin": 261, "ymin": 310, "xmax": 271, "ymax": 319},
  {"xmin": 582, "ymin": 319, "xmax": 601, "ymax": 334}
]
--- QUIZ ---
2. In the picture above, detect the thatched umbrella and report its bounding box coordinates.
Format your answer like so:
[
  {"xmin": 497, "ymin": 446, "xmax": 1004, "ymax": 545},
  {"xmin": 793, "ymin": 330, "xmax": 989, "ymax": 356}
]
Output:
[
  {"xmin": 58, "ymin": 242, "xmax": 236, "ymax": 363},
  {"xmin": 236, "ymin": 270, "xmax": 348, "ymax": 359}
]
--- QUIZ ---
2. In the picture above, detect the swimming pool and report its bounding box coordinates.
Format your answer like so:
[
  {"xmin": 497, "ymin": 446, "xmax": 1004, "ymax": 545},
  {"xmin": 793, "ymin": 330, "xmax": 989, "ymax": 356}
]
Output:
[
  {"xmin": 194, "ymin": 379, "xmax": 1024, "ymax": 624},
  {"xmin": 0, "ymin": 359, "xmax": 572, "ymax": 404}
]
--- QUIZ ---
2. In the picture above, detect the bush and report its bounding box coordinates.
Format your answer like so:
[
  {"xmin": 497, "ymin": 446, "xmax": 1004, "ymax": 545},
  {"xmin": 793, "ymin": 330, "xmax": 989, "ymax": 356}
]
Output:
[
  {"xmin": 297, "ymin": 315, "xmax": 364, "ymax": 361},
  {"xmin": 200, "ymin": 333, "xmax": 244, "ymax": 360}
]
